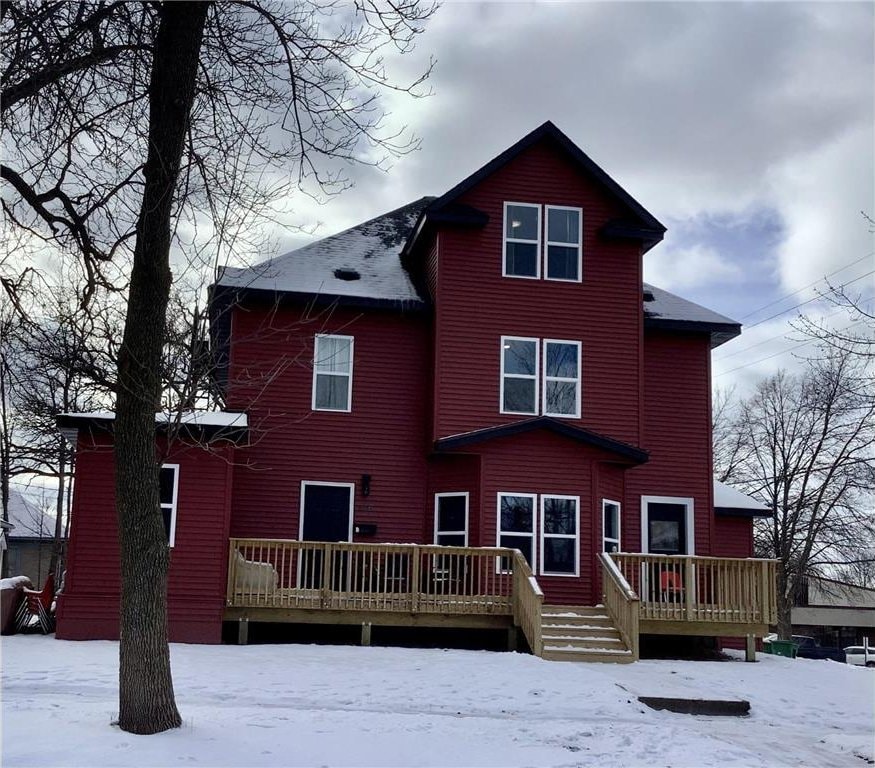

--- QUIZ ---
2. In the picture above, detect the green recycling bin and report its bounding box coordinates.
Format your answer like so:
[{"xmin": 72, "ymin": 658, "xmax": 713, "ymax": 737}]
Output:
[{"xmin": 769, "ymin": 640, "xmax": 797, "ymax": 658}]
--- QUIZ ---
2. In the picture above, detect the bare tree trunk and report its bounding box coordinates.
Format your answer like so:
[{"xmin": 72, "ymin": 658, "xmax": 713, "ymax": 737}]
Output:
[
  {"xmin": 115, "ymin": 2, "xmax": 207, "ymax": 736},
  {"xmin": 48, "ymin": 442, "xmax": 67, "ymax": 580}
]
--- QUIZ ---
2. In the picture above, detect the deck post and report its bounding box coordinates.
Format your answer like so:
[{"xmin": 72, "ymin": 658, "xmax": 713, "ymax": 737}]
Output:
[
  {"xmin": 238, "ymin": 617, "xmax": 249, "ymax": 645},
  {"xmin": 684, "ymin": 558, "xmax": 695, "ymax": 621},
  {"xmin": 507, "ymin": 627, "xmax": 518, "ymax": 652},
  {"xmin": 745, "ymin": 634, "xmax": 756, "ymax": 662},
  {"xmin": 410, "ymin": 546, "xmax": 421, "ymax": 613},
  {"xmin": 361, "ymin": 622, "xmax": 372, "ymax": 646},
  {"xmin": 320, "ymin": 543, "xmax": 332, "ymax": 608}
]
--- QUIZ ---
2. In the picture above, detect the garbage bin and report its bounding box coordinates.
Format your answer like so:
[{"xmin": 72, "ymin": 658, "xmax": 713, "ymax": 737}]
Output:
[{"xmin": 769, "ymin": 640, "xmax": 797, "ymax": 658}]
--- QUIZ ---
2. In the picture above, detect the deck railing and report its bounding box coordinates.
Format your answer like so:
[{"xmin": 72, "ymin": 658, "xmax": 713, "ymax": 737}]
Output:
[
  {"xmin": 511, "ymin": 550, "xmax": 544, "ymax": 656},
  {"xmin": 227, "ymin": 538, "xmax": 517, "ymax": 616},
  {"xmin": 598, "ymin": 552, "xmax": 639, "ymax": 659},
  {"xmin": 611, "ymin": 553, "xmax": 777, "ymax": 625}
]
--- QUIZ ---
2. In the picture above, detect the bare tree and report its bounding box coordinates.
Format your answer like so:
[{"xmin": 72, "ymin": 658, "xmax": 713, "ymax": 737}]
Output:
[
  {"xmin": 3, "ymin": 0, "xmax": 435, "ymax": 734},
  {"xmin": 716, "ymin": 355, "xmax": 875, "ymax": 637}
]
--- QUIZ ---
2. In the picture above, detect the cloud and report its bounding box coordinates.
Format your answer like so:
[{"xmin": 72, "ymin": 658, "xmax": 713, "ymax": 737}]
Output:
[{"xmin": 645, "ymin": 242, "xmax": 744, "ymax": 291}]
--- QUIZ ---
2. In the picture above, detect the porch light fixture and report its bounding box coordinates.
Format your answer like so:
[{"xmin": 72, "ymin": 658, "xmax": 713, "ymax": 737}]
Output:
[{"xmin": 361, "ymin": 474, "xmax": 371, "ymax": 497}]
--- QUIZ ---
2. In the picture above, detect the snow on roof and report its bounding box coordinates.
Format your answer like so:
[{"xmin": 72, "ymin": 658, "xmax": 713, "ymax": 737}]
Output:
[
  {"xmin": 61, "ymin": 411, "xmax": 248, "ymax": 427},
  {"xmin": 714, "ymin": 480, "xmax": 770, "ymax": 512},
  {"xmin": 644, "ymin": 284, "xmax": 739, "ymax": 327},
  {"xmin": 217, "ymin": 197, "xmax": 434, "ymax": 303},
  {"xmin": 5, "ymin": 489, "xmax": 56, "ymax": 540}
]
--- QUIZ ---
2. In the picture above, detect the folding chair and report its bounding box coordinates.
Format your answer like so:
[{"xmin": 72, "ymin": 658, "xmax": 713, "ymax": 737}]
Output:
[{"xmin": 14, "ymin": 573, "xmax": 55, "ymax": 634}]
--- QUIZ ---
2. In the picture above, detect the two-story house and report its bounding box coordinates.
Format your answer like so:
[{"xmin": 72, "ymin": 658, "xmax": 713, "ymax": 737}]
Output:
[{"xmin": 56, "ymin": 122, "xmax": 775, "ymax": 661}]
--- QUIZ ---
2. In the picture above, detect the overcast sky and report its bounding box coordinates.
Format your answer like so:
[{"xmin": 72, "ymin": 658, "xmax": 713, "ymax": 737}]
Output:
[{"xmin": 258, "ymin": 1, "xmax": 875, "ymax": 394}]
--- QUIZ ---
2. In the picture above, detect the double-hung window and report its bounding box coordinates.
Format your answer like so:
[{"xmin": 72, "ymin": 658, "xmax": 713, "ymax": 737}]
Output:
[
  {"xmin": 500, "ymin": 336, "xmax": 539, "ymax": 414},
  {"xmin": 503, "ymin": 203, "xmax": 541, "ymax": 278},
  {"xmin": 497, "ymin": 492, "xmax": 579, "ymax": 576},
  {"xmin": 602, "ymin": 499, "xmax": 621, "ymax": 553},
  {"xmin": 312, "ymin": 334, "xmax": 353, "ymax": 412},
  {"xmin": 497, "ymin": 493, "xmax": 536, "ymax": 571},
  {"xmin": 500, "ymin": 337, "xmax": 580, "ymax": 418},
  {"xmin": 159, "ymin": 464, "xmax": 179, "ymax": 546},
  {"xmin": 540, "ymin": 495, "xmax": 579, "ymax": 576},
  {"xmin": 543, "ymin": 340, "xmax": 581, "ymax": 417},
  {"xmin": 503, "ymin": 203, "xmax": 581, "ymax": 281},
  {"xmin": 545, "ymin": 206, "xmax": 582, "ymax": 281}
]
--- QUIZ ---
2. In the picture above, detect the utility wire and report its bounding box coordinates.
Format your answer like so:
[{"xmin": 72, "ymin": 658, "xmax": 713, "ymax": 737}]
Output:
[
  {"xmin": 715, "ymin": 319, "xmax": 869, "ymax": 377},
  {"xmin": 715, "ymin": 294, "xmax": 875, "ymax": 361},
  {"xmin": 737, "ymin": 251, "xmax": 875, "ymax": 322},
  {"xmin": 740, "ymin": 269, "xmax": 875, "ymax": 332}
]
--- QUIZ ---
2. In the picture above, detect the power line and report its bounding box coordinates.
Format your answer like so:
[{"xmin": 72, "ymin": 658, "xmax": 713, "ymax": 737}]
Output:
[
  {"xmin": 737, "ymin": 251, "xmax": 875, "ymax": 322},
  {"xmin": 715, "ymin": 294, "xmax": 875, "ymax": 361},
  {"xmin": 740, "ymin": 269, "xmax": 875, "ymax": 332},
  {"xmin": 715, "ymin": 319, "xmax": 869, "ymax": 377}
]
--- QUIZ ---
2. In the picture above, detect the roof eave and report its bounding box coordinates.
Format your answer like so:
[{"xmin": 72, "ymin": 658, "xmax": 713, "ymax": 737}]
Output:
[{"xmin": 644, "ymin": 317, "xmax": 742, "ymax": 349}]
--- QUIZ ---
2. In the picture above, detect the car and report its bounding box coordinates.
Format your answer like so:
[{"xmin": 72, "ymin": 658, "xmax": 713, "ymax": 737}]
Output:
[
  {"xmin": 843, "ymin": 646, "xmax": 875, "ymax": 667},
  {"xmin": 791, "ymin": 635, "xmax": 846, "ymax": 662}
]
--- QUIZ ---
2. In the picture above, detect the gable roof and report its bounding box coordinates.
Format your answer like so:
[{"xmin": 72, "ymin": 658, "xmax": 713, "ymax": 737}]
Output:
[
  {"xmin": 5, "ymin": 489, "xmax": 57, "ymax": 540},
  {"xmin": 434, "ymin": 417, "xmax": 649, "ymax": 464},
  {"xmin": 216, "ymin": 197, "xmax": 433, "ymax": 304},
  {"xmin": 403, "ymin": 120, "xmax": 666, "ymax": 260}
]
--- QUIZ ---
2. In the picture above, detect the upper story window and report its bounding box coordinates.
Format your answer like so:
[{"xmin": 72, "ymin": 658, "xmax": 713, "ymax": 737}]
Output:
[
  {"xmin": 500, "ymin": 336, "xmax": 580, "ymax": 418},
  {"xmin": 312, "ymin": 334, "xmax": 353, "ymax": 412},
  {"xmin": 500, "ymin": 336, "xmax": 539, "ymax": 415},
  {"xmin": 545, "ymin": 206, "xmax": 582, "ymax": 281},
  {"xmin": 503, "ymin": 203, "xmax": 541, "ymax": 278},
  {"xmin": 503, "ymin": 203, "xmax": 581, "ymax": 282},
  {"xmin": 160, "ymin": 464, "xmax": 179, "ymax": 547}
]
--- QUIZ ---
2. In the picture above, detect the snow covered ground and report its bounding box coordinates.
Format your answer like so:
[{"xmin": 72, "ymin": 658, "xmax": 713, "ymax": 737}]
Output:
[{"xmin": 2, "ymin": 635, "xmax": 873, "ymax": 767}]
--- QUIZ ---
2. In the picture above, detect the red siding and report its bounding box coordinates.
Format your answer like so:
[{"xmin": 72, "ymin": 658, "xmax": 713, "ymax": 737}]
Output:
[
  {"xmin": 626, "ymin": 330, "xmax": 714, "ymax": 554},
  {"xmin": 227, "ymin": 304, "xmax": 431, "ymax": 544},
  {"xmin": 56, "ymin": 432, "xmax": 235, "ymax": 643},
  {"xmin": 432, "ymin": 141, "xmax": 643, "ymax": 445},
  {"xmin": 427, "ymin": 454, "xmax": 481, "ymax": 545},
  {"xmin": 713, "ymin": 516, "xmax": 754, "ymax": 558}
]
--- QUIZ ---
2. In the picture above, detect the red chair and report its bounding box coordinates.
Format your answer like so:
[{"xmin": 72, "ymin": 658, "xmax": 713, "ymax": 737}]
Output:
[
  {"xmin": 660, "ymin": 569, "xmax": 684, "ymax": 604},
  {"xmin": 14, "ymin": 573, "xmax": 55, "ymax": 634}
]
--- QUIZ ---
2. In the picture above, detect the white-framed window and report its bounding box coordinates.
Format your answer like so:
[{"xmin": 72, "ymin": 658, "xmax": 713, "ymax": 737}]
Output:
[
  {"xmin": 312, "ymin": 334, "xmax": 354, "ymax": 412},
  {"xmin": 542, "ymin": 339, "xmax": 581, "ymax": 417},
  {"xmin": 602, "ymin": 499, "xmax": 621, "ymax": 553},
  {"xmin": 497, "ymin": 492, "xmax": 536, "ymax": 572},
  {"xmin": 540, "ymin": 495, "xmax": 579, "ymax": 576},
  {"xmin": 641, "ymin": 496, "xmax": 695, "ymax": 555},
  {"xmin": 159, "ymin": 463, "xmax": 179, "ymax": 547},
  {"xmin": 500, "ymin": 336, "xmax": 539, "ymax": 415},
  {"xmin": 503, "ymin": 202, "xmax": 541, "ymax": 279},
  {"xmin": 434, "ymin": 493, "xmax": 469, "ymax": 547},
  {"xmin": 545, "ymin": 205, "xmax": 582, "ymax": 282}
]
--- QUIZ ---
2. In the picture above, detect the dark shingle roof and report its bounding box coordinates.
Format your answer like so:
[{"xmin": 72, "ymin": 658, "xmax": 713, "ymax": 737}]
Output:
[{"xmin": 217, "ymin": 197, "xmax": 434, "ymax": 304}]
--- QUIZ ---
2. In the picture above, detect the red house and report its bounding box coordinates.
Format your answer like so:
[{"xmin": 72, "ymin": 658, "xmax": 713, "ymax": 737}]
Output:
[{"xmin": 56, "ymin": 122, "xmax": 775, "ymax": 661}]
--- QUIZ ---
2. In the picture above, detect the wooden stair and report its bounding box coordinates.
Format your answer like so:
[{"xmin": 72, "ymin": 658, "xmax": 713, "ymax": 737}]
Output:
[{"xmin": 540, "ymin": 604, "xmax": 635, "ymax": 663}]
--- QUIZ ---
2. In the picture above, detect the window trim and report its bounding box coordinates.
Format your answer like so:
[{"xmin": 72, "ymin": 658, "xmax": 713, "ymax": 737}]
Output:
[
  {"xmin": 602, "ymin": 498, "xmax": 621, "ymax": 553},
  {"xmin": 640, "ymin": 495, "xmax": 695, "ymax": 555},
  {"xmin": 311, "ymin": 333, "xmax": 354, "ymax": 413},
  {"xmin": 496, "ymin": 491, "xmax": 537, "ymax": 573},
  {"xmin": 502, "ymin": 202, "xmax": 542, "ymax": 279},
  {"xmin": 500, "ymin": 335, "xmax": 540, "ymax": 416},
  {"xmin": 540, "ymin": 494, "xmax": 580, "ymax": 577},
  {"xmin": 160, "ymin": 463, "xmax": 180, "ymax": 548},
  {"xmin": 434, "ymin": 492, "xmax": 469, "ymax": 546},
  {"xmin": 544, "ymin": 205, "xmax": 583, "ymax": 283},
  {"xmin": 542, "ymin": 338, "xmax": 582, "ymax": 419}
]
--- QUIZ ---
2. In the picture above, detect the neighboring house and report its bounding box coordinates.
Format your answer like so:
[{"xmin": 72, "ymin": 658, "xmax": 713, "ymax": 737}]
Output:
[
  {"xmin": 3, "ymin": 488, "xmax": 59, "ymax": 586},
  {"xmin": 56, "ymin": 121, "xmax": 777, "ymax": 661},
  {"xmin": 793, "ymin": 575, "xmax": 875, "ymax": 649}
]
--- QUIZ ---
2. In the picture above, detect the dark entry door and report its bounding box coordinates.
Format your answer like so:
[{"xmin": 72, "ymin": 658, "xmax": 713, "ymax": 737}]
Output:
[
  {"xmin": 301, "ymin": 483, "xmax": 352, "ymax": 589},
  {"xmin": 646, "ymin": 502, "xmax": 687, "ymax": 555}
]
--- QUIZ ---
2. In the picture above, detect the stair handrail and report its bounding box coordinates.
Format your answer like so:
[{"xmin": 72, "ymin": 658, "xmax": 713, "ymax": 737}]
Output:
[
  {"xmin": 512, "ymin": 550, "xmax": 543, "ymax": 657},
  {"xmin": 599, "ymin": 552, "xmax": 640, "ymax": 661}
]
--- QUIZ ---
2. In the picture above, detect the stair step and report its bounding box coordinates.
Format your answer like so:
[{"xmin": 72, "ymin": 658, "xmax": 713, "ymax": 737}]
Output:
[
  {"xmin": 542, "ymin": 636, "xmax": 626, "ymax": 650},
  {"xmin": 540, "ymin": 626, "xmax": 621, "ymax": 639},
  {"xmin": 542, "ymin": 645, "xmax": 634, "ymax": 664},
  {"xmin": 541, "ymin": 615, "xmax": 615, "ymax": 628}
]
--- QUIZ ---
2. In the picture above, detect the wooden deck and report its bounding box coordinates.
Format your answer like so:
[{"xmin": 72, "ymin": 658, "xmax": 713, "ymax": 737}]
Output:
[{"xmin": 224, "ymin": 539, "xmax": 777, "ymax": 660}]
